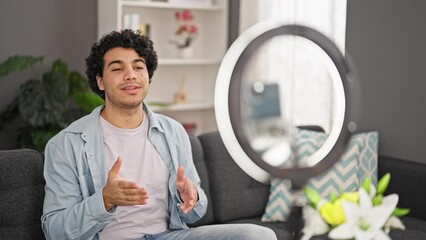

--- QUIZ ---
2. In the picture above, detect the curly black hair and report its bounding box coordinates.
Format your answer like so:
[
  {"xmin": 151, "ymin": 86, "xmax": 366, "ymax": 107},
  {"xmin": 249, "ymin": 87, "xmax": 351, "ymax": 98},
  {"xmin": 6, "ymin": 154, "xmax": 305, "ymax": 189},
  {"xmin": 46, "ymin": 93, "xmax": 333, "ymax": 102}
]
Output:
[{"xmin": 85, "ymin": 29, "xmax": 158, "ymax": 99}]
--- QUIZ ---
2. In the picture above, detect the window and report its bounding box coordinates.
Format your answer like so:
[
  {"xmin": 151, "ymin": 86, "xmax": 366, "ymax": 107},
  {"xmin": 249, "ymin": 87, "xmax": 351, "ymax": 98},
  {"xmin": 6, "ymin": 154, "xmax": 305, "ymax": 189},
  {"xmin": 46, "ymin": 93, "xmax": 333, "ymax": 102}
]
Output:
[{"xmin": 238, "ymin": 0, "xmax": 347, "ymax": 132}]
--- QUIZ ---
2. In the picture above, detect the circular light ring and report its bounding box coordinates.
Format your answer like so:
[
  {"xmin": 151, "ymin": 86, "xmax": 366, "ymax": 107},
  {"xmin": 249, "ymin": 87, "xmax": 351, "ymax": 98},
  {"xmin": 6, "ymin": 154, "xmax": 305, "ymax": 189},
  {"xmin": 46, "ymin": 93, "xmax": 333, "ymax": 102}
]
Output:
[
  {"xmin": 215, "ymin": 22, "xmax": 276, "ymax": 183},
  {"xmin": 215, "ymin": 21, "xmax": 359, "ymax": 187}
]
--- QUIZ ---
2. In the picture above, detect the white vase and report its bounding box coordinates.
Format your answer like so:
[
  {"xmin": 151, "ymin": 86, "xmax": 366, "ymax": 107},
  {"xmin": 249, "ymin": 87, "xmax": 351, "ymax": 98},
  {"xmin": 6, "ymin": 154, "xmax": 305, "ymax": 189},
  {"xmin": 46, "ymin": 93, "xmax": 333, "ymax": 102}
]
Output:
[{"xmin": 178, "ymin": 47, "xmax": 194, "ymax": 59}]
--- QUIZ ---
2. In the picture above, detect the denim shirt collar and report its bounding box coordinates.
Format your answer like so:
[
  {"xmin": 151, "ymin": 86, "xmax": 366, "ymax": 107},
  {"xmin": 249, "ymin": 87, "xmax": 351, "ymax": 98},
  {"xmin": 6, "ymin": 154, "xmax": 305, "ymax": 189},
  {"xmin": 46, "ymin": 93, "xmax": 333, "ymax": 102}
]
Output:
[{"xmin": 65, "ymin": 102, "xmax": 165, "ymax": 137}]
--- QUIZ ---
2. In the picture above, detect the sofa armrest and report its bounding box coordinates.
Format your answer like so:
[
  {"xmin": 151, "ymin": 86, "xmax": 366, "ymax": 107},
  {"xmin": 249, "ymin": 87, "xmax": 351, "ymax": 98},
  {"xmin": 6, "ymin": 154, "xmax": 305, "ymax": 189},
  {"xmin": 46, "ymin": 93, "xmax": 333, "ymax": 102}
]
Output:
[
  {"xmin": 378, "ymin": 156, "xmax": 426, "ymax": 220},
  {"xmin": 0, "ymin": 149, "xmax": 46, "ymax": 239}
]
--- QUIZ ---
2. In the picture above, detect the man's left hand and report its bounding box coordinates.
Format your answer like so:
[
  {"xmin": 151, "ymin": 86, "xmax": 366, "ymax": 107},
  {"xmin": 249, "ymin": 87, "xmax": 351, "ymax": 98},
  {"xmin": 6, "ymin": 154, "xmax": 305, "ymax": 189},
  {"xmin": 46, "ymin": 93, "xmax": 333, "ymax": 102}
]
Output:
[{"xmin": 176, "ymin": 166, "xmax": 198, "ymax": 214}]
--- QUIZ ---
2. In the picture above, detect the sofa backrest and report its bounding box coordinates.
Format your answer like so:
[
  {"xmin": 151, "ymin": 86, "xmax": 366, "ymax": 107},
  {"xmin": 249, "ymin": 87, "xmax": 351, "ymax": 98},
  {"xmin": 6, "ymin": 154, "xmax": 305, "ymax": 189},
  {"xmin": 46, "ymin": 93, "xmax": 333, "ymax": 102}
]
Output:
[
  {"xmin": 0, "ymin": 137, "xmax": 216, "ymax": 239},
  {"xmin": 198, "ymin": 131, "xmax": 270, "ymax": 223},
  {"xmin": 0, "ymin": 149, "xmax": 46, "ymax": 240},
  {"xmin": 188, "ymin": 134, "xmax": 215, "ymax": 226},
  {"xmin": 0, "ymin": 131, "xmax": 271, "ymax": 238}
]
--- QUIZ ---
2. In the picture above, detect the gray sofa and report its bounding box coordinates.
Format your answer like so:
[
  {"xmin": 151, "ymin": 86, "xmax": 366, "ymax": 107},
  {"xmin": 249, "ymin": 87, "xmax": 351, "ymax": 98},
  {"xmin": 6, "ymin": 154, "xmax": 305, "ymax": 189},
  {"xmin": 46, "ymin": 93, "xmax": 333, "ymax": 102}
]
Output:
[{"xmin": 1, "ymin": 131, "xmax": 426, "ymax": 239}]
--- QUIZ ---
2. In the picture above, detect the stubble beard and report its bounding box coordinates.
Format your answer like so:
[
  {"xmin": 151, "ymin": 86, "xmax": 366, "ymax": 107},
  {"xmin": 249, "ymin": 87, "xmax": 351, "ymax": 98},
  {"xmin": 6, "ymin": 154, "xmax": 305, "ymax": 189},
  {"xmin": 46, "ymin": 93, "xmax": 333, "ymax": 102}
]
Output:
[{"xmin": 105, "ymin": 92, "xmax": 146, "ymax": 111}]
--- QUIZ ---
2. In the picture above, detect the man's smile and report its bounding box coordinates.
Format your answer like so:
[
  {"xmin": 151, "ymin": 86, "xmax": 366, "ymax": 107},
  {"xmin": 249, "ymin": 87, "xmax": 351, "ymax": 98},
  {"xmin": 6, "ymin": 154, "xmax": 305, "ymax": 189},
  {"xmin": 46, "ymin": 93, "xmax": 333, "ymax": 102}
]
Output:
[{"xmin": 121, "ymin": 84, "xmax": 142, "ymax": 94}]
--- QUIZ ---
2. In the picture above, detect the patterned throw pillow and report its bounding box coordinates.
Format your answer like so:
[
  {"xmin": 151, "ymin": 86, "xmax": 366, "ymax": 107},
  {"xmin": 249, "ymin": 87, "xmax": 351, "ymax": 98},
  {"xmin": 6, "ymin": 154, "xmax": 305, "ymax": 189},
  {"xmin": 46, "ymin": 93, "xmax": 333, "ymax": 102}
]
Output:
[
  {"xmin": 353, "ymin": 132, "xmax": 379, "ymax": 185},
  {"xmin": 261, "ymin": 130, "xmax": 378, "ymax": 222}
]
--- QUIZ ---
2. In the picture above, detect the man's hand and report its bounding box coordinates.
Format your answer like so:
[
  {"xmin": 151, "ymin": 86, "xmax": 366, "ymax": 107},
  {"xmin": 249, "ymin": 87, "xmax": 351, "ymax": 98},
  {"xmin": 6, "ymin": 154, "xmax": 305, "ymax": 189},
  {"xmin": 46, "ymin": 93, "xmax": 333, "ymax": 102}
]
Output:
[
  {"xmin": 176, "ymin": 166, "xmax": 198, "ymax": 214},
  {"xmin": 102, "ymin": 157, "xmax": 149, "ymax": 211}
]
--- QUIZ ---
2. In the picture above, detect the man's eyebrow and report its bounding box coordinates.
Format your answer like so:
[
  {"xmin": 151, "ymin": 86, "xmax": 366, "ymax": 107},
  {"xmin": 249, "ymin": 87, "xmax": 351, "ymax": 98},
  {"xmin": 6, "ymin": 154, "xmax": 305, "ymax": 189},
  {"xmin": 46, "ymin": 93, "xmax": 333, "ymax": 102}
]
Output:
[
  {"xmin": 107, "ymin": 58, "xmax": 145, "ymax": 67},
  {"xmin": 107, "ymin": 60, "xmax": 123, "ymax": 67},
  {"xmin": 133, "ymin": 59, "xmax": 146, "ymax": 64}
]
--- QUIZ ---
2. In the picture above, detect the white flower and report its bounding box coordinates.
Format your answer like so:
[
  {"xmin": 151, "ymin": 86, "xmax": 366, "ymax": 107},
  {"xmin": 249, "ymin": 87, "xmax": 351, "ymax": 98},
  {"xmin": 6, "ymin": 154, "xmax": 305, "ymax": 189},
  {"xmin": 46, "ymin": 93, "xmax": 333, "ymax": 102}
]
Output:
[
  {"xmin": 301, "ymin": 204, "xmax": 329, "ymax": 240},
  {"xmin": 328, "ymin": 188, "xmax": 398, "ymax": 240},
  {"xmin": 384, "ymin": 216, "xmax": 406, "ymax": 233}
]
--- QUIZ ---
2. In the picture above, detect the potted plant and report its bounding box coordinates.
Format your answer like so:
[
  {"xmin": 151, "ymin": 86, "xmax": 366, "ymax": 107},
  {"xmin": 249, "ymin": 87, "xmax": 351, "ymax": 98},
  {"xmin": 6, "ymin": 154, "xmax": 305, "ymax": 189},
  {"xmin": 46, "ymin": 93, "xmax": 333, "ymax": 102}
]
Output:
[
  {"xmin": 169, "ymin": 9, "xmax": 198, "ymax": 58},
  {"xmin": 0, "ymin": 55, "xmax": 103, "ymax": 151}
]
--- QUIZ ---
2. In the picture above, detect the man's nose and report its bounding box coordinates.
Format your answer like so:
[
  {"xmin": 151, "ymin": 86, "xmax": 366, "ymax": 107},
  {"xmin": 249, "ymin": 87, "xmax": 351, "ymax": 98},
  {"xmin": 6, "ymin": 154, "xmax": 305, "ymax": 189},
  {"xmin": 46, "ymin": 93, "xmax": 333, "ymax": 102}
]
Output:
[{"xmin": 124, "ymin": 68, "xmax": 136, "ymax": 80}]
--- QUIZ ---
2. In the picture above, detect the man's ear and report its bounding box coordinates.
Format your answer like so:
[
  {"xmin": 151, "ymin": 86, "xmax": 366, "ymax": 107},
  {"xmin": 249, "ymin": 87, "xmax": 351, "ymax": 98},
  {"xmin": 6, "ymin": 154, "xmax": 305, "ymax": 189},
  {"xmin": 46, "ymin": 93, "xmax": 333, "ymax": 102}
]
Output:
[{"xmin": 96, "ymin": 75, "xmax": 105, "ymax": 91}]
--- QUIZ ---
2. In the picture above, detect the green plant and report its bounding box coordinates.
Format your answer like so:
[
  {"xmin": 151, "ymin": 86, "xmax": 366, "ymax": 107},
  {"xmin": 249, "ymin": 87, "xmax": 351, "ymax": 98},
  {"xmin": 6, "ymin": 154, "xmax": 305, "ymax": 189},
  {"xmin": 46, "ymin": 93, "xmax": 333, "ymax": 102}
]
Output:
[{"xmin": 0, "ymin": 55, "xmax": 104, "ymax": 151}]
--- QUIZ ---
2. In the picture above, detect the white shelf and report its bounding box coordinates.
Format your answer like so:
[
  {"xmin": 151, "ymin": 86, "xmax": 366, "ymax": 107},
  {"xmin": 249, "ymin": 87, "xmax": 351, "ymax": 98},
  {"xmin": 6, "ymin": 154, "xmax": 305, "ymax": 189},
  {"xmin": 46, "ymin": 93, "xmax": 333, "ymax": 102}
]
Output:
[
  {"xmin": 158, "ymin": 58, "xmax": 222, "ymax": 65},
  {"xmin": 148, "ymin": 102, "xmax": 214, "ymax": 112},
  {"xmin": 120, "ymin": 1, "xmax": 223, "ymax": 11},
  {"xmin": 98, "ymin": 0, "xmax": 228, "ymax": 134}
]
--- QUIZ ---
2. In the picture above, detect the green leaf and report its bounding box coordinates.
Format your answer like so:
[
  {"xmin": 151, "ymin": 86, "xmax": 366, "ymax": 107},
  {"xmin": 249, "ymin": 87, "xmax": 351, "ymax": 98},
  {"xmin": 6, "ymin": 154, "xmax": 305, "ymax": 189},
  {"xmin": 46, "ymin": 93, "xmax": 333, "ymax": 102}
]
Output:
[
  {"xmin": 361, "ymin": 177, "xmax": 371, "ymax": 194},
  {"xmin": 30, "ymin": 129, "xmax": 61, "ymax": 152},
  {"xmin": 377, "ymin": 173, "xmax": 391, "ymax": 195},
  {"xmin": 18, "ymin": 71, "xmax": 69, "ymax": 127},
  {"xmin": 304, "ymin": 187, "xmax": 322, "ymax": 208},
  {"xmin": 372, "ymin": 194, "xmax": 382, "ymax": 206},
  {"xmin": 68, "ymin": 70, "xmax": 90, "ymax": 95},
  {"xmin": 329, "ymin": 192, "xmax": 338, "ymax": 202},
  {"xmin": 393, "ymin": 207, "xmax": 410, "ymax": 217},
  {"xmin": 72, "ymin": 92, "xmax": 104, "ymax": 113},
  {"xmin": 0, "ymin": 55, "xmax": 44, "ymax": 78},
  {"xmin": 51, "ymin": 59, "xmax": 68, "ymax": 76}
]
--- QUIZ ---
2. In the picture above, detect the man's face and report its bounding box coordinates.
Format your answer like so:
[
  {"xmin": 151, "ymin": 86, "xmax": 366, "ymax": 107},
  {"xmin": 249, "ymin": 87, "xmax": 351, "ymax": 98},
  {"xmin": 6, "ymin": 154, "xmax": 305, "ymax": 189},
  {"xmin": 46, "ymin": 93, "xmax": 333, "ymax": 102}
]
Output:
[{"xmin": 96, "ymin": 47, "xmax": 150, "ymax": 110}]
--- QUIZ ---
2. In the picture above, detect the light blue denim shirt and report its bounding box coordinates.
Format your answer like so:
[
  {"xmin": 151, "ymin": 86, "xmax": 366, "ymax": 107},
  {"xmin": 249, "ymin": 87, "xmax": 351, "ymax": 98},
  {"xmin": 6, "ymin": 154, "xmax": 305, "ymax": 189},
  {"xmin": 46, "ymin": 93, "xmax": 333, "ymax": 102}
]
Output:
[{"xmin": 41, "ymin": 104, "xmax": 207, "ymax": 240}]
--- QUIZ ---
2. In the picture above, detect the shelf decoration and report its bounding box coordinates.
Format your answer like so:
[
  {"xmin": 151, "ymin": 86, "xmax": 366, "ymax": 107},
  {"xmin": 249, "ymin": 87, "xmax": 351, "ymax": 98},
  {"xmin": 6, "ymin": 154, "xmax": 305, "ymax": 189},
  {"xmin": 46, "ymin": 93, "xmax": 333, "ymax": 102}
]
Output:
[
  {"xmin": 174, "ymin": 74, "xmax": 188, "ymax": 104},
  {"xmin": 138, "ymin": 23, "xmax": 151, "ymax": 37},
  {"xmin": 123, "ymin": 14, "xmax": 151, "ymax": 38},
  {"xmin": 123, "ymin": 13, "xmax": 139, "ymax": 31},
  {"xmin": 169, "ymin": 9, "xmax": 198, "ymax": 58}
]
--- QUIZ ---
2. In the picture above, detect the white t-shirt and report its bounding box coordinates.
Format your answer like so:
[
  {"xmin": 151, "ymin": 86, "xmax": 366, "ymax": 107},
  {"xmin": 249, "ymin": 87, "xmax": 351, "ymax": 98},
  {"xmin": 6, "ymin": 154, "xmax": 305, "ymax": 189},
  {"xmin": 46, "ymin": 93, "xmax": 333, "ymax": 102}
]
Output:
[{"xmin": 98, "ymin": 114, "xmax": 169, "ymax": 240}]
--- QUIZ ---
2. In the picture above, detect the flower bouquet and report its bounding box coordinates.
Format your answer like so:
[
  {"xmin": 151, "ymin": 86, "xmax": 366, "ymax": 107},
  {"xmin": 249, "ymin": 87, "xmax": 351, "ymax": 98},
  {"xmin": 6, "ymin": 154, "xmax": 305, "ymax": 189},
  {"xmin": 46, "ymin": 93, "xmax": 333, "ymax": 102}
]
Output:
[
  {"xmin": 302, "ymin": 173, "xmax": 410, "ymax": 240},
  {"xmin": 169, "ymin": 9, "xmax": 198, "ymax": 49}
]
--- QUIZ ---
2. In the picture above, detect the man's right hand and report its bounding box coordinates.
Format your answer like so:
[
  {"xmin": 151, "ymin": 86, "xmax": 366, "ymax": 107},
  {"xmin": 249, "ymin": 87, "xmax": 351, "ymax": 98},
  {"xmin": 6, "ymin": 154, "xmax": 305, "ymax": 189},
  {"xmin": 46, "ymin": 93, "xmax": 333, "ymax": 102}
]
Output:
[{"xmin": 102, "ymin": 157, "xmax": 149, "ymax": 211}]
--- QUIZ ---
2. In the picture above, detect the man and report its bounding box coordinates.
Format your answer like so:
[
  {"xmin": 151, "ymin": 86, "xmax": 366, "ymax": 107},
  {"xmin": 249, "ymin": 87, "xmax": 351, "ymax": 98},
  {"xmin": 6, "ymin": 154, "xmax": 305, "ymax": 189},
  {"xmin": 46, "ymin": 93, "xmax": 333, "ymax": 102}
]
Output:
[{"xmin": 42, "ymin": 29, "xmax": 277, "ymax": 240}]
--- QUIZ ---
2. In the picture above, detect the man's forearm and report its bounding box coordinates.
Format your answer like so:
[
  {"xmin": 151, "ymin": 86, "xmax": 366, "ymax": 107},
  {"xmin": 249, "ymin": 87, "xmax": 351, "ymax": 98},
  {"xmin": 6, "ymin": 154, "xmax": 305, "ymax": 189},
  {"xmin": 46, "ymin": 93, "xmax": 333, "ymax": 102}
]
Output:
[{"xmin": 42, "ymin": 190, "xmax": 113, "ymax": 240}]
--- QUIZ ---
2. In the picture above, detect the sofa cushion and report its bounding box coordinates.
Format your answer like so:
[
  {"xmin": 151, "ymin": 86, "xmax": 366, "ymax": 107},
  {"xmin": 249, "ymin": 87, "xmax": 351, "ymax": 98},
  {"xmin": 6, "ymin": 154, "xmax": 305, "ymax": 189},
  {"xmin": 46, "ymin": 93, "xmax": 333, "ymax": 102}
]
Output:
[
  {"xmin": 199, "ymin": 132, "xmax": 270, "ymax": 223},
  {"xmin": 262, "ymin": 130, "xmax": 378, "ymax": 222},
  {"xmin": 187, "ymin": 134, "xmax": 215, "ymax": 226},
  {"xmin": 354, "ymin": 131, "xmax": 379, "ymax": 185},
  {"xmin": 389, "ymin": 216, "xmax": 426, "ymax": 240},
  {"xmin": 0, "ymin": 149, "xmax": 46, "ymax": 240}
]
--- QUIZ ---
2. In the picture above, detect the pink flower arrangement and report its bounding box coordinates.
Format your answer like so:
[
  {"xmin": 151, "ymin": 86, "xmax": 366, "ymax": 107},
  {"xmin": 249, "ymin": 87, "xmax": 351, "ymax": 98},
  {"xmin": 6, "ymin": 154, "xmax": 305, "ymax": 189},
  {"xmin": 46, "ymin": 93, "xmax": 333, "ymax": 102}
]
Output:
[{"xmin": 170, "ymin": 9, "xmax": 198, "ymax": 49}]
